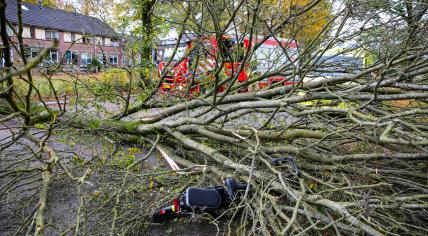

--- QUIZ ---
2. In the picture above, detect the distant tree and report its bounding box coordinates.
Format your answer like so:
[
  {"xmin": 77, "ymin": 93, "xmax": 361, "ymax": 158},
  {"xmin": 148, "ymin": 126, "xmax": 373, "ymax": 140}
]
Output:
[
  {"xmin": 261, "ymin": 0, "xmax": 333, "ymax": 42},
  {"xmin": 22, "ymin": 0, "xmax": 54, "ymax": 7},
  {"xmin": 111, "ymin": 0, "xmax": 171, "ymax": 86}
]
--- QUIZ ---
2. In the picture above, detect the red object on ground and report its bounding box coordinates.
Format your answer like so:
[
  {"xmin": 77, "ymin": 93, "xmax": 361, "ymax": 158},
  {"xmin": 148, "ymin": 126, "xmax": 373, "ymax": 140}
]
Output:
[{"xmin": 173, "ymin": 198, "xmax": 180, "ymax": 213}]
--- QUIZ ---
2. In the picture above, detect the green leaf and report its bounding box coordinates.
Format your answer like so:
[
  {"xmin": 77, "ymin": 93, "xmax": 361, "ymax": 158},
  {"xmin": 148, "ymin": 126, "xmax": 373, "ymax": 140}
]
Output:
[{"xmin": 34, "ymin": 123, "xmax": 46, "ymax": 129}]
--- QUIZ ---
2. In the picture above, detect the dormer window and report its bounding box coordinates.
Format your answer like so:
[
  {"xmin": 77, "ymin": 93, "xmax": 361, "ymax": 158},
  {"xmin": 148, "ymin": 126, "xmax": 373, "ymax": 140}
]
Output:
[
  {"xmin": 87, "ymin": 36, "xmax": 95, "ymax": 45},
  {"xmin": 111, "ymin": 39, "xmax": 119, "ymax": 47},
  {"xmin": 45, "ymin": 30, "xmax": 59, "ymax": 40},
  {"xmin": 22, "ymin": 27, "xmax": 35, "ymax": 39},
  {"xmin": 95, "ymin": 37, "xmax": 102, "ymax": 45},
  {"xmin": 82, "ymin": 36, "xmax": 95, "ymax": 45}
]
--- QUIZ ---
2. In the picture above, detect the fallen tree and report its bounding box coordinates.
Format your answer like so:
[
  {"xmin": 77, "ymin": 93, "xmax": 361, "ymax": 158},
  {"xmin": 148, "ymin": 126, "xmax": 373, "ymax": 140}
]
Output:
[{"xmin": 1, "ymin": 0, "xmax": 428, "ymax": 235}]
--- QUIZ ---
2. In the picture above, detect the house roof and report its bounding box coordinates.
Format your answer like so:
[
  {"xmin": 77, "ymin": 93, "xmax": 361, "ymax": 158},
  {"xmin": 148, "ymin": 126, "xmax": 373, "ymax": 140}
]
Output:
[{"xmin": 5, "ymin": 0, "xmax": 118, "ymax": 38}]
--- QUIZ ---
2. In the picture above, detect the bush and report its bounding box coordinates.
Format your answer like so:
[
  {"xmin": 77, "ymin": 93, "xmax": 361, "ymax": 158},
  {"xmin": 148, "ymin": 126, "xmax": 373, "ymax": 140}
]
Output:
[
  {"xmin": 88, "ymin": 68, "xmax": 142, "ymax": 96},
  {"xmin": 100, "ymin": 68, "xmax": 129, "ymax": 91},
  {"xmin": 87, "ymin": 58, "xmax": 102, "ymax": 72}
]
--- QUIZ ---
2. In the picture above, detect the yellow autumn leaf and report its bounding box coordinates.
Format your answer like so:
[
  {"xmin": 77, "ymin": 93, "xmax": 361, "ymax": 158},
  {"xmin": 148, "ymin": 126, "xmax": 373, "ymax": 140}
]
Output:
[
  {"xmin": 92, "ymin": 190, "xmax": 101, "ymax": 197},
  {"xmin": 308, "ymin": 183, "xmax": 318, "ymax": 191}
]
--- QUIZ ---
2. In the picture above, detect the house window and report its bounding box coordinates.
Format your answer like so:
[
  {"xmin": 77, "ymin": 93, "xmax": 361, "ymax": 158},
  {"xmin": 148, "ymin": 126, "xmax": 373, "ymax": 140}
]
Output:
[
  {"xmin": 1, "ymin": 49, "xmax": 14, "ymax": 67},
  {"xmin": 75, "ymin": 34, "xmax": 83, "ymax": 43},
  {"xmin": 96, "ymin": 37, "xmax": 102, "ymax": 45},
  {"xmin": 65, "ymin": 50, "xmax": 78, "ymax": 65},
  {"xmin": 104, "ymin": 37, "xmax": 111, "ymax": 46},
  {"xmin": 64, "ymin": 32, "xmax": 72, "ymax": 42},
  {"xmin": 45, "ymin": 30, "xmax": 59, "ymax": 40},
  {"xmin": 109, "ymin": 53, "xmax": 118, "ymax": 65},
  {"xmin": 46, "ymin": 49, "xmax": 59, "ymax": 64},
  {"xmin": 97, "ymin": 53, "xmax": 107, "ymax": 65},
  {"xmin": 111, "ymin": 39, "xmax": 119, "ymax": 47},
  {"xmin": 23, "ymin": 26, "xmax": 32, "ymax": 38},
  {"xmin": 81, "ymin": 52, "xmax": 92, "ymax": 65},
  {"xmin": 35, "ymin": 28, "xmax": 45, "ymax": 40},
  {"xmin": 25, "ymin": 47, "xmax": 40, "ymax": 60},
  {"xmin": 84, "ymin": 36, "xmax": 95, "ymax": 45}
]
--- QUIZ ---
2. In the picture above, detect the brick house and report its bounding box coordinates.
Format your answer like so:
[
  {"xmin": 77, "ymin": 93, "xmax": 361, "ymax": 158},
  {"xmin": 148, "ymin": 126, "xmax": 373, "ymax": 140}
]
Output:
[{"xmin": 1, "ymin": 0, "xmax": 124, "ymax": 71}]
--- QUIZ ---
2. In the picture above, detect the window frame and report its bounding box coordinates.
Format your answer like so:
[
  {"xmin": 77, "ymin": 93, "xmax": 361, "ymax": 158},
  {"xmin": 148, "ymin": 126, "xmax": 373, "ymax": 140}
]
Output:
[
  {"xmin": 80, "ymin": 52, "xmax": 92, "ymax": 66},
  {"xmin": 104, "ymin": 37, "xmax": 111, "ymax": 46},
  {"xmin": 45, "ymin": 29, "xmax": 59, "ymax": 40},
  {"xmin": 95, "ymin": 37, "xmax": 103, "ymax": 45},
  {"xmin": 65, "ymin": 50, "xmax": 78, "ymax": 65},
  {"xmin": 111, "ymin": 39, "xmax": 119, "ymax": 47},
  {"xmin": 84, "ymin": 36, "xmax": 95, "ymax": 45},
  {"xmin": 25, "ymin": 47, "xmax": 41, "ymax": 60},
  {"xmin": 22, "ymin": 26, "xmax": 32, "ymax": 39},
  {"xmin": 48, "ymin": 48, "xmax": 59, "ymax": 64},
  {"xmin": 109, "ymin": 53, "xmax": 118, "ymax": 65},
  {"xmin": 97, "ymin": 52, "xmax": 107, "ymax": 65}
]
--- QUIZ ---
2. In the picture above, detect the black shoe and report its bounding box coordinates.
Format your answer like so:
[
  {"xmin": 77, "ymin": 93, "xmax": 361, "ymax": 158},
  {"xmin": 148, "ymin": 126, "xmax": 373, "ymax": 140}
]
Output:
[{"xmin": 224, "ymin": 177, "xmax": 248, "ymax": 201}]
